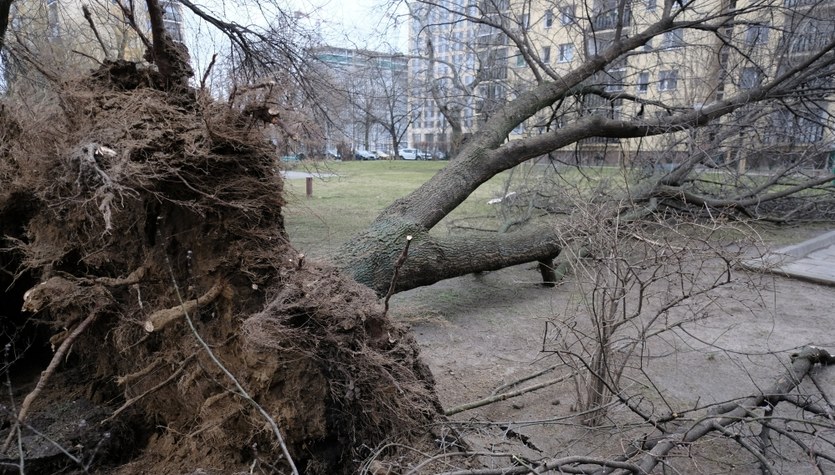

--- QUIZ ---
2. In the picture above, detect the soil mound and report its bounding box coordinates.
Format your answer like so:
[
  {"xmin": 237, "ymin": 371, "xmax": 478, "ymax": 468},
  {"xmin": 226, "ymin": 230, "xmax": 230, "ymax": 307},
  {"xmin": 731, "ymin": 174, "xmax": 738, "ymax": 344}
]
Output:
[{"xmin": 0, "ymin": 62, "xmax": 440, "ymax": 473}]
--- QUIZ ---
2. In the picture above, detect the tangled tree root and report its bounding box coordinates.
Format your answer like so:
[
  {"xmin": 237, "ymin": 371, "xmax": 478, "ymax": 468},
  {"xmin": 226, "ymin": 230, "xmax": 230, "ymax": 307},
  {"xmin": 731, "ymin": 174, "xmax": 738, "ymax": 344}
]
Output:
[{"xmin": 0, "ymin": 62, "xmax": 442, "ymax": 474}]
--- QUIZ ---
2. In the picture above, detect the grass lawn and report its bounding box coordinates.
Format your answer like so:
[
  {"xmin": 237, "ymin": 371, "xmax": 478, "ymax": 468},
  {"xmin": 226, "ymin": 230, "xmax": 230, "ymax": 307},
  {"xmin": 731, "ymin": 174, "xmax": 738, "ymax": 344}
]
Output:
[
  {"xmin": 281, "ymin": 160, "xmax": 827, "ymax": 258},
  {"xmin": 282, "ymin": 160, "xmax": 511, "ymax": 256}
]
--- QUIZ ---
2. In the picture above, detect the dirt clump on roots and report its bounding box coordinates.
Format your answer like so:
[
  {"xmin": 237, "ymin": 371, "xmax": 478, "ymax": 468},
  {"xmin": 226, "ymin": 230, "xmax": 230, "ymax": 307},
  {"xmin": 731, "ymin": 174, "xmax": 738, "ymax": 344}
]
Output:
[{"xmin": 0, "ymin": 62, "xmax": 441, "ymax": 474}]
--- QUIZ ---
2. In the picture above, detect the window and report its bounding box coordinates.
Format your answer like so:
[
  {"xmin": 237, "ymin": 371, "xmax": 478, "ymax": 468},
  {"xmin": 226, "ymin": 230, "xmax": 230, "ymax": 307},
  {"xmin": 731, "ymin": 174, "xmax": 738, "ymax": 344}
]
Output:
[
  {"xmin": 161, "ymin": 0, "xmax": 184, "ymax": 43},
  {"xmin": 611, "ymin": 98, "xmax": 624, "ymax": 120},
  {"xmin": 587, "ymin": 36, "xmax": 612, "ymax": 56},
  {"xmin": 770, "ymin": 108, "xmax": 825, "ymax": 144},
  {"xmin": 162, "ymin": 1, "xmax": 183, "ymax": 22},
  {"xmin": 542, "ymin": 46, "xmax": 551, "ymax": 63},
  {"xmin": 646, "ymin": 0, "xmax": 657, "ymax": 10},
  {"xmin": 558, "ymin": 43, "xmax": 574, "ymax": 62},
  {"xmin": 593, "ymin": 4, "xmax": 632, "ymax": 30},
  {"xmin": 658, "ymin": 70, "xmax": 678, "ymax": 91},
  {"xmin": 520, "ymin": 13, "xmax": 530, "ymax": 30},
  {"xmin": 740, "ymin": 67, "xmax": 763, "ymax": 89},
  {"xmin": 661, "ymin": 29, "xmax": 685, "ymax": 49},
  {"xmin": 605, "ymin": 67, "xmax": 625, "ymax": 91},
  {"xmin": 545, "ymin": 9, "xmax": 554, "ymax": 28},
  {"xmin": 637, "ymin": 71, "xmax": 650, "ymax": 93},
  {"xmin": 516, "ymin": 54, "xmax": 525, "ymax": 67},
  {"xmin": 47, "ymin": 0, "xmax": 60, "ymax": 38},
  {"xmin": 745, "ymin": 24, "xmax": 769, "ymax": 45},
  {"xmin": 788, "ymin": 20, "xmax": 834, "ymax": 55},
  {"xmin": 560, "ymin": 5, "xmax": 575, "ymax": 25}
]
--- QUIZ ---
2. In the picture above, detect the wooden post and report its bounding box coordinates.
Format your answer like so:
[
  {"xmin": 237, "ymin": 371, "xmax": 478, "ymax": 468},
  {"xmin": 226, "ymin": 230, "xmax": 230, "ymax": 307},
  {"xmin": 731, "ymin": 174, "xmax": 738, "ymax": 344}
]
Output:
[
  {"xmin": 306, "ymin": 177, "xmax": 313, "ymax": 198},
  {"xmin": 538, "ymin": 258, "xmax": 556, "ymax": 287}
]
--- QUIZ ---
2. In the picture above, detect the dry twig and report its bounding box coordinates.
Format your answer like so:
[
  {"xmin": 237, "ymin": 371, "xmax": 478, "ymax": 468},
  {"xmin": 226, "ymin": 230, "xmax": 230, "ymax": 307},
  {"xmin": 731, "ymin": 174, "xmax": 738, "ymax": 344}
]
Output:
[
  {"xmin": 445, "ymin": 372, "xmax": 577, "ymax": 416},
  {"xmin": 383, "ymin": 235, "xmax": 412, "ymax": 316}
]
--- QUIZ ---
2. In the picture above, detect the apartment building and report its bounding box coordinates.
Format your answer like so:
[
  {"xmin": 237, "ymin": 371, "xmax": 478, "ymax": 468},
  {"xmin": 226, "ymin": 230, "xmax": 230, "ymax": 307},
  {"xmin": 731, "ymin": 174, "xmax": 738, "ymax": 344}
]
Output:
[
  {"xmin": 312, "ymin": 45, "xmax": 409, "ymax": 155},
  {"xmin": 408, "ymin": 0, "xmax": 835, "ymax": 166}
]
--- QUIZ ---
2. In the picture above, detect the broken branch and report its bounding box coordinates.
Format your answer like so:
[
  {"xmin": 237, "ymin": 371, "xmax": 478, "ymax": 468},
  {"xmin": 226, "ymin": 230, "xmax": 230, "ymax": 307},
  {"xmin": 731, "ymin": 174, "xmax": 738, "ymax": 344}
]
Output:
[
  {"xmin": 143, "ymin": 280, "xmax": 226, "ymax": 332},
  {"xmin": 445, "ymin": 372, "xmax": 576, "ymax": 416},
  {"xmin": 383, "ymin": 235, "xmax": 412, "ymax": 316},
  {"xmin": 632, "ymin": 345, "xmax": 835, "ymax": 474},
  {"xmin": 103, "ymin": 354, "xmax": 196, "ymax": 424}
]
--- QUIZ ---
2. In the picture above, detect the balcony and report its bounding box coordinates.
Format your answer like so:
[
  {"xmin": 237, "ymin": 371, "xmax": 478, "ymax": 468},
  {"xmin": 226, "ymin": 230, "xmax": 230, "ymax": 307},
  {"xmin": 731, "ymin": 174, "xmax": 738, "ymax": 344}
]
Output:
[
  {"xmin": 580, "ymin": 136, "xmax": 620, "ymax": 145},
  {"xmin": 787, "ymin": 32, "xmax": 834, "ymax": 55},
  {"xmin": 592, "ymin": 9, "xmax": 632, "ymax": 31}
]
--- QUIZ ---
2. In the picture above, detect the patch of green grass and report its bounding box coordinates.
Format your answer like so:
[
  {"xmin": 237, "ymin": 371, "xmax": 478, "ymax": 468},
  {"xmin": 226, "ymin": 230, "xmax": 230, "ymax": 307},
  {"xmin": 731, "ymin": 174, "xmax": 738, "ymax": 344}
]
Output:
[{"xmin": 282, "ymin": 160, "xmax": 513, "ymax": 256}]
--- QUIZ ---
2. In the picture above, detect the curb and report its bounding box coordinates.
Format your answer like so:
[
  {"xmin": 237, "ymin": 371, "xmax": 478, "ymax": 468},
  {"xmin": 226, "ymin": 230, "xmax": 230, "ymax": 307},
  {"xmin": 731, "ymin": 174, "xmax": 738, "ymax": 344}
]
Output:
[{"xmin": 743, "ymin": 230, "xmax": 835, "ymax": 286}]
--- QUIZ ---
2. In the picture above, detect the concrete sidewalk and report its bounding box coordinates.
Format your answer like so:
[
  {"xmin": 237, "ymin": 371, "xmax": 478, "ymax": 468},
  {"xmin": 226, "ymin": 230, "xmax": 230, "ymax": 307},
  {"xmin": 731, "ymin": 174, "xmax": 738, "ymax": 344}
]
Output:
[{"xmin": 744, "ymin": 230, "xmax": 835, "ymax": 286}]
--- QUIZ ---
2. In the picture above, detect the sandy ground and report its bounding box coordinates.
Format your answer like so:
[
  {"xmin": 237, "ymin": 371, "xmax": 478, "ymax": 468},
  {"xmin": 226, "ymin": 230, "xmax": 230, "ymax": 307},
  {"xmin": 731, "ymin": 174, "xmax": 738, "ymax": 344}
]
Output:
[{"xmin": 388, "ymin": 248, "xmax": 835, "ymax": 473}]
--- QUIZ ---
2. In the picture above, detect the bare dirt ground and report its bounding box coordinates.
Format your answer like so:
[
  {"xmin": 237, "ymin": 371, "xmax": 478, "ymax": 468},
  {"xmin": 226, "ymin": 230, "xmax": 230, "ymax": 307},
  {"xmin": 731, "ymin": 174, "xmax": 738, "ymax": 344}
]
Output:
[{"xmin": 387, "ymin": 228, "xmax": 835, "ymax": 473}]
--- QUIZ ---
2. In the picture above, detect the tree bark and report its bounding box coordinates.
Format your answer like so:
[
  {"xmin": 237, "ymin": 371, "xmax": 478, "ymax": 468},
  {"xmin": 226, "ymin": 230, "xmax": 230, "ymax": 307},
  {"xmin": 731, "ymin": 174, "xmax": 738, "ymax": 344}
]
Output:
[
  {"xmin": 336, "ymin": 222, "xmax": 561, "ymax": 295},
  {"xmin": 145, "ymin": 0, "xmax": 193, "ymax": 89},
  {"xmin": 538, "ymin": 258, "xmax": 556, "ymax": 287}
]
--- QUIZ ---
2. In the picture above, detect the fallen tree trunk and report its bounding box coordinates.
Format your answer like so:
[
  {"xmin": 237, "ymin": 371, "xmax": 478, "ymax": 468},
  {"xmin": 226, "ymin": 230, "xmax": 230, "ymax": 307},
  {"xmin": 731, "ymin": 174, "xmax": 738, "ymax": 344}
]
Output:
[{"xmin": 337, "ymin": 222, "xmax": 562, "ymax": 296}]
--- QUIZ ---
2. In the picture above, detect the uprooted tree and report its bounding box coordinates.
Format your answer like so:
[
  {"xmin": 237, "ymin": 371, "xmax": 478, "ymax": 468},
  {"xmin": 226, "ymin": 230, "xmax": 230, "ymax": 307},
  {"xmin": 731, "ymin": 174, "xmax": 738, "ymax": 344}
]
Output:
[
  {"xmin": 1, "ymin": 0, "xmax": 835, "ymax": 473},
  {"xmin": 0, "ymin": 1, "xmax": 444, "ymax": 473}
]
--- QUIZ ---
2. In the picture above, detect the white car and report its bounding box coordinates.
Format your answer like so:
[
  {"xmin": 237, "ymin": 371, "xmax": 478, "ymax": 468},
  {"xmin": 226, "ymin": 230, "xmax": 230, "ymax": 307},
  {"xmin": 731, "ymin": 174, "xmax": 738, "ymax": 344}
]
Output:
[{"xmin": 399, "ymin": 148, "xmax": 430, "ymax": 160}]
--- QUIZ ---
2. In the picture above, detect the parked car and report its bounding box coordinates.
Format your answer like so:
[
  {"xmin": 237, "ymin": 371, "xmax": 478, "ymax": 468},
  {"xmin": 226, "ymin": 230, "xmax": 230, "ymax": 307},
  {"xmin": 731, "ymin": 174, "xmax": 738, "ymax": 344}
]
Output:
[
  {"xmin": 354, "ymin": 149, "xmax": 377, "ymax": 160},
  {"xmin": 372, "ymin": 150, "xmax": 391, "ymax": 159},
  {"xmin": 280, "ymin": 153, "xmax": 303, "ymax": 162},
  {"xmin": 325, "ymin": 149, "xmax": 341, "ymax": 160},
  {"xmin": 399, "ymin": 148, "xmax": 431, "ymax": 160}
]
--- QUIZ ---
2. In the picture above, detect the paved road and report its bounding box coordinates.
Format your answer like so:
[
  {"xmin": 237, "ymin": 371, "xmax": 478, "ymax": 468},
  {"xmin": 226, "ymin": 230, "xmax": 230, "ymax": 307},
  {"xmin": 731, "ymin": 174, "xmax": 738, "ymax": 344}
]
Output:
[{"xmin": 745, "ymin": 230, "xmax": 835, "ymax": 286}]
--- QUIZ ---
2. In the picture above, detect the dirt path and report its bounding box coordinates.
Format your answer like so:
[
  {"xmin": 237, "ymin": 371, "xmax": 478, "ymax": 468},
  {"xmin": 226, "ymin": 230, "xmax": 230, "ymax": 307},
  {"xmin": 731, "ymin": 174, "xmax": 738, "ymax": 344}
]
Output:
[{"xmin": 390, "ymin": 259, "xmax": 835, "ymax": 473}]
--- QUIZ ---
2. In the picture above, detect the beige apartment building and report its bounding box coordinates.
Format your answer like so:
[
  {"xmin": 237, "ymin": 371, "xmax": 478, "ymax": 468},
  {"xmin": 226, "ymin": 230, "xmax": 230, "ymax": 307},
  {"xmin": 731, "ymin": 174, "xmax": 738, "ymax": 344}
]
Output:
[{"xmin": 409, "ymin": 0, "xmax": 835, "ymax": 167}]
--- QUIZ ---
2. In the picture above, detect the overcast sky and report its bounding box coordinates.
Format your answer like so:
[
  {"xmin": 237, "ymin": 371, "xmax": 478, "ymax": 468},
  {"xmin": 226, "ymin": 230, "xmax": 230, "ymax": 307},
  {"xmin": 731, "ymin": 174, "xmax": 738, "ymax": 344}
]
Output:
[
  {"xmin": 181, "ymin": 0, "xmax": 409, "ymax": 83},
  {"xmin": 295, "ymin": 0, "xmax": 409, "ymax": 52}
]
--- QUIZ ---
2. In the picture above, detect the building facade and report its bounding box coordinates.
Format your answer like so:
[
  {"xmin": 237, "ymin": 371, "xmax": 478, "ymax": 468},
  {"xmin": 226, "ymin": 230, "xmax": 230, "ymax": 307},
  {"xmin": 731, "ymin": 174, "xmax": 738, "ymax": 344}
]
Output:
[
  {"xmin": 408, "ymin": 0, "xmax": 835, "ymax": 167},
  {"xmin": 312, "ymin": 46, "xmax": 410, "ymax": 156}
]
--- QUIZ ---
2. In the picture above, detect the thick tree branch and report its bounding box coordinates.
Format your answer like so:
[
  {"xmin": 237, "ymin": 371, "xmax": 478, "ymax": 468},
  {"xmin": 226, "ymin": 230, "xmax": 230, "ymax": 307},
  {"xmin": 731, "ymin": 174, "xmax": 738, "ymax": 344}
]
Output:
[
  {"xmin": 656, "ymin": 173, "xmax": 835, "ymax": 212},
  {"xmin": 340, "ymin": 2, "xmax": 835, "ymax": 294}
]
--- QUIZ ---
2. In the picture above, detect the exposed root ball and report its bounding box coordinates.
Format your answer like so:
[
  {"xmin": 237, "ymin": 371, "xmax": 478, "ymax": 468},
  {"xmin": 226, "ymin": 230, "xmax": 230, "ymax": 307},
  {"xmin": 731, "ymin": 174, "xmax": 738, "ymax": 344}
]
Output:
[{"xmin": 0, "ymin": 62, "xmax": 440, "ymax": 473}]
